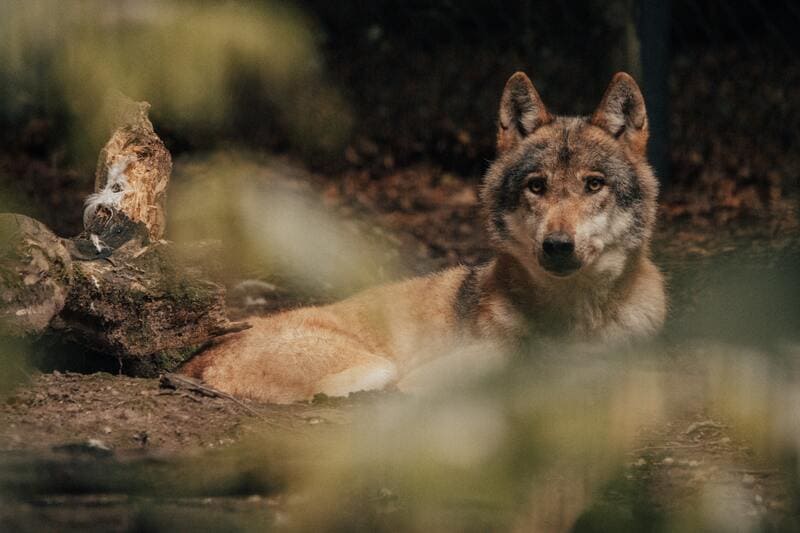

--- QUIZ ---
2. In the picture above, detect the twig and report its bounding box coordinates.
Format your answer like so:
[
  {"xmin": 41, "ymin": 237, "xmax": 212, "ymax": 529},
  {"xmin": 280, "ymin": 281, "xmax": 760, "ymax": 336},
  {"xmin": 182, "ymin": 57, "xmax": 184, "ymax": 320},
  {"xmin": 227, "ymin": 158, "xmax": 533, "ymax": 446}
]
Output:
[
  {"xmin": 728, "ymin": 469, "xmax": 780, "ymax": 477},
  {"xmin": 685, "ymin": 420, "xmax": 725, "ymax": 435},
  {"xmin": 178, "ymin": 391, "xmax": 202, "ymax": 403},
  {"xmin": 159, "ymin": 373, "xmax": 296, "ymax": 432},
  {"xmin": 630, "ymin": 443, "xmax": 706, "ymax": 453},
  {"xmin": 131, "ymin": 246, "xmax": 150, "ymax": 259},
  {"xmin": 122, "ymin": 262, "xmax": 147, "ymax": 274},
  {"xmin": 209, "ymin": 321, "xmax": 252, "ymax": 337}
]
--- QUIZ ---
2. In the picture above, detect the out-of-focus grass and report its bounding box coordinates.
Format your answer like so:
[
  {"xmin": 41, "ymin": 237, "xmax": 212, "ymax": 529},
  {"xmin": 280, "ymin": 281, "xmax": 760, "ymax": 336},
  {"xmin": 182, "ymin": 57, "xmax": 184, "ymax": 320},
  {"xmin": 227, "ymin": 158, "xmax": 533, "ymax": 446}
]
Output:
[
  {"xmin": 285, "ymin": 356, "xmax": 665, "ymax": 532},
  {"xmin": 169, "ymin": 152, "xmax": 403, "ymax": 298},
  {"xmin": 0, "ymin": 176, "xmax": 33, "ymax": 218},
  {"xmin": 99, "ymin": 346, "xmax": 666, "ymax": 532},
  {"xmin": 0, "ymin": 337, "xmax": 32, "ymax": 397},
  {"xmin": 182, "ymin": 342, "xmax": 795, "ymax": 532},
  {"xmin": 0, "ymin": 0, "xmax": 351, "ymax": 161},
  {"xmin": 0, "ymin": 187, "xmax": 34, "ymax": 396}
]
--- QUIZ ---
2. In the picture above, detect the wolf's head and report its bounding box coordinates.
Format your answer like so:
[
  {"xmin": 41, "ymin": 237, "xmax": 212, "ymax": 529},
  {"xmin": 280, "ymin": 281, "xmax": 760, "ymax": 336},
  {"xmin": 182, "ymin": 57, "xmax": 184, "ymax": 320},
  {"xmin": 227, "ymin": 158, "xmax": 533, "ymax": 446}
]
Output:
[{"xmin": 481, "ymin": 72, "xmax": 658, "ymax": 283}]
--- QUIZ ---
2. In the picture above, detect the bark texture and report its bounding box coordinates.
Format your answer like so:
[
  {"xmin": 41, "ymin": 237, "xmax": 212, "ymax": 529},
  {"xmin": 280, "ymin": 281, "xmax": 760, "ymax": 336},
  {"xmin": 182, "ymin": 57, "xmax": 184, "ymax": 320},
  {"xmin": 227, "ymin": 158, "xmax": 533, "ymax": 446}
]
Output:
[{"xmin": 88, "ymin": 98, "xmax": 171, "ymax": 240}]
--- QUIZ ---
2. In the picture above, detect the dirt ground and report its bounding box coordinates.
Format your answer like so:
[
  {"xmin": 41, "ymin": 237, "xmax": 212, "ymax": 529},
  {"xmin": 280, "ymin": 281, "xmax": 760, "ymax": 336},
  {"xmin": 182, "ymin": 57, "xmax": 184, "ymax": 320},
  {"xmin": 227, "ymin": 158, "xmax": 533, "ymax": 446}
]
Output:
[
  {"xmin": 1, "ymin": 156, "xmax": 799, "ymax": 531},
  {"xmin": 0, "ymin": 372, "xmax": 792, "ymax": 531}
]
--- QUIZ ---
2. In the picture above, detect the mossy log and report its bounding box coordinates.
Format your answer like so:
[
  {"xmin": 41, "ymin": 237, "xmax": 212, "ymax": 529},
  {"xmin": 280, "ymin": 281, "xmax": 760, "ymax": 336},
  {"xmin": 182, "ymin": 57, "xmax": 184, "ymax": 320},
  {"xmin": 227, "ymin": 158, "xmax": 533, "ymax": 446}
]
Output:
[
  {"xmin": 51, "ymin": 243, "xmax": 244, "ymax": 376},
  {"xmin": 0, "ymin": 98, "xmax": 247, "ymax": 375},
  {"xmin": 0, "ymin": 214, "xmax": 72, "ymax": 337}
]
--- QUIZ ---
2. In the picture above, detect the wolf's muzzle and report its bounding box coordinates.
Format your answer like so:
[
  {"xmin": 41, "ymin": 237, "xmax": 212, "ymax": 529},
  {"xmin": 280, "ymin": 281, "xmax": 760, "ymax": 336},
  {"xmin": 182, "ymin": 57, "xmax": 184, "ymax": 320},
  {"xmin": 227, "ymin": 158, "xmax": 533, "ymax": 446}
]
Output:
[{"xmin": 540, "ymin": 233, "xmax": 581, "ymax": 276}]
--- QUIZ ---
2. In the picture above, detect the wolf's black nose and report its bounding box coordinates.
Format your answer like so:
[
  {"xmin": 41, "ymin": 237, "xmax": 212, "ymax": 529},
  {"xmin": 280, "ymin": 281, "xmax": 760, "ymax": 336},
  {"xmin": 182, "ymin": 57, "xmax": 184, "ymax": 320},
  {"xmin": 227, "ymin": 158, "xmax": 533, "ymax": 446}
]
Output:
[{"xmin": 542, "ymin": 233, "xmax": 575, "ymax": 258}]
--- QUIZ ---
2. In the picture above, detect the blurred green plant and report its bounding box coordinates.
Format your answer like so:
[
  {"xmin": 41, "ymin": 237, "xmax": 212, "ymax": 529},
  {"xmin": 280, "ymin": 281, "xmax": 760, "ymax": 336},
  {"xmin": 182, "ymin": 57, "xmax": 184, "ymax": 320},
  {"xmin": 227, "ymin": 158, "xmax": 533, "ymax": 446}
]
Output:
[
  {"xmin": 169, "ymin": 151, "xmax": 402, "ymax": 298},
  {"xmin": 0, "ymin": 0, "xmax": 352, "ymax": 162},
  {"xmin": 0, "ymin": 181, "xmax": 29, "ymax": 220},
  {"xmin": 0, "ymin": 337, "xmax": 33, "ymax": 397}
]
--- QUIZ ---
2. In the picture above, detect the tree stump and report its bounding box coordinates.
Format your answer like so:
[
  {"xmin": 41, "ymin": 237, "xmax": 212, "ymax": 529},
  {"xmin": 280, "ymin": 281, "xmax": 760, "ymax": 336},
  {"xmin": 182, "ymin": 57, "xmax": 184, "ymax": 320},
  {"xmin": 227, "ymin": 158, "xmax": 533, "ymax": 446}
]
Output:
[
  {"xmin": 0, "ymin": 98, "xmax": 248, "ymax": 376},
  {"xmin": 85, "ymin": 98, "xmax": 171, "ymax": 240}
]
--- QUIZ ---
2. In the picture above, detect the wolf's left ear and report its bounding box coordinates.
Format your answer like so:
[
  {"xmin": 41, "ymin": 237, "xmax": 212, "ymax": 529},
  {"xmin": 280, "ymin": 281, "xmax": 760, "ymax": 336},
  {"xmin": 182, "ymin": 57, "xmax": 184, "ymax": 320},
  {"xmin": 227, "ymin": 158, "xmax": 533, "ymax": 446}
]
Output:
[
  {"xmin": 497, "ymin": 72, "xmax": 551, "ymax": 154},
  {"xmin": 591, "ymin": 72, "xmax": 648, "ymax": 154}
]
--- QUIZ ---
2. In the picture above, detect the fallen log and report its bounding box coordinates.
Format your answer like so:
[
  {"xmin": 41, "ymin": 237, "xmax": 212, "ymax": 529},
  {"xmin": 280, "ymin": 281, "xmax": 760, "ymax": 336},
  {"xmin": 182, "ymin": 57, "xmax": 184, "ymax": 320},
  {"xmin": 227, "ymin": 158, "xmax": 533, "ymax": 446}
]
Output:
[
  {"xmin": 0, "ymin": 97, "xmax": 247, "ymax": 376},
  {"xmin": 0, "ymin": 214, "xmax": 72, "ymax": 337}
]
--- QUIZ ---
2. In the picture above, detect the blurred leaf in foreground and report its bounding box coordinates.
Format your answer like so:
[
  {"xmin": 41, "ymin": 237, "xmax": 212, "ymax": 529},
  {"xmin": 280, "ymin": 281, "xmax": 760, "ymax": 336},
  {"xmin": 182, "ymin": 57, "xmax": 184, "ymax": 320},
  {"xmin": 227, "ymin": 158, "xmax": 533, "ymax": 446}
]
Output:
[{"xmin": 0, "ymin": 0, "xmax": 351, "ymax": 161}]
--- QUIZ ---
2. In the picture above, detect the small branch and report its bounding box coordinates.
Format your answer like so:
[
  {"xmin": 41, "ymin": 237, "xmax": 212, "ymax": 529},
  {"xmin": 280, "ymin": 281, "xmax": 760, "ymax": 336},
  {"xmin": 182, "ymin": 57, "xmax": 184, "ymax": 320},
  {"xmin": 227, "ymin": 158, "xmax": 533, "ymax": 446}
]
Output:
[
  {"xmin": 210, "ymin": 321, "xmax": 252, "ymax": 337},
  {"xmin": 727, "ymin": 469, "xmax": 780, "ymax": 477},
  {"xmin": 159, "ymin": 373, "xmax": 296, "ymax": 431},
  {"xmin": 685, "ymin": 420, "xmax": 725, "ymax": 436},
  {"xmin": 629, "ymin": 443, "xmax": 706, "ymax": 453}
]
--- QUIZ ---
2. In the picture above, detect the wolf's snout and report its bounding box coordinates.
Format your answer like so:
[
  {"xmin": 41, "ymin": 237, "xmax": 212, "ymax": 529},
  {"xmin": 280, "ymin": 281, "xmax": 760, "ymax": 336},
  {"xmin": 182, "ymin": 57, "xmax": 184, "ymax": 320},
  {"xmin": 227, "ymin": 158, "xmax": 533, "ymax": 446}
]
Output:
[
  {"xmin": 541, "ymin": 233, "xmax": 581, "ymax": 276},
  {"xmin": 542, "ymin": 233, "xmax": 574, "ymax": 258}
]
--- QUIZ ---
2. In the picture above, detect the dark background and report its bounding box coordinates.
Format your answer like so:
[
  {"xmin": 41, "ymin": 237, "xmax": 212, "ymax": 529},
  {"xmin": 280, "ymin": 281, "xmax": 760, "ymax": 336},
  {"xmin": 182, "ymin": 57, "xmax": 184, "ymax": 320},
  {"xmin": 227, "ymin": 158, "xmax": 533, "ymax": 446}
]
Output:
[{"xmin": 0, "ymin": 0, "xmax": 798, "ymax": 236}]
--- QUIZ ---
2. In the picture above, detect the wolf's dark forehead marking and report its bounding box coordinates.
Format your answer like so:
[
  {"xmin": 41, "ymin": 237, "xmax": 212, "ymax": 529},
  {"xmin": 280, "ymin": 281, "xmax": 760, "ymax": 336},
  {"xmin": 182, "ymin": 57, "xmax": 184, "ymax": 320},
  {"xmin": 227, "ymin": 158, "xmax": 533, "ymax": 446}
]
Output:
[{"xmin": 558, "ymin": 127, "xmax": 571, "ymax": 165}]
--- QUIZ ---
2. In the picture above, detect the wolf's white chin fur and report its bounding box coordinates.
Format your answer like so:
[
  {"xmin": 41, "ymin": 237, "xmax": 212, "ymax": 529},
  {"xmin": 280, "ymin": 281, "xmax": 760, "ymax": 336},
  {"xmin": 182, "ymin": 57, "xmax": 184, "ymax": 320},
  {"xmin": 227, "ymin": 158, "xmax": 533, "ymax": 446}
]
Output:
[{"xmin": 591, "ymin": 248, "xmax": 628, "ymax": 278}]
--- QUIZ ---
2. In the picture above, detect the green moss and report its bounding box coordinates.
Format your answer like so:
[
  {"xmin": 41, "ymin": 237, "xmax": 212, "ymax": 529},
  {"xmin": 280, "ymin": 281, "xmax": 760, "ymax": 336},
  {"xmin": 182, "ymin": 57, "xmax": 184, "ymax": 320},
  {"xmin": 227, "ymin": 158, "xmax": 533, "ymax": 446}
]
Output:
[
  {"xmin": 0, "ymin": 264, "xmax": 24, "ymax": 290},
  {"xmin": 167, "ymin": 280, "xmax": 216, "ymax": 306},
  {"xmin": 126, "ymin": 343, "xmax": 204, "ymax": 377}
]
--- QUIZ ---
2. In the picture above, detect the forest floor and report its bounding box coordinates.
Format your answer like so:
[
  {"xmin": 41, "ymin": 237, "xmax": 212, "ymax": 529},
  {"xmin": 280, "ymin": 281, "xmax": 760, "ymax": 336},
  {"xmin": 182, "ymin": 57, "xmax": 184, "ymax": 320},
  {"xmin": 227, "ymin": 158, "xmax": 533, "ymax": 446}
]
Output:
[{"xmin": 1, "ymin": 156, "xmax": 799, "ymax": 531}]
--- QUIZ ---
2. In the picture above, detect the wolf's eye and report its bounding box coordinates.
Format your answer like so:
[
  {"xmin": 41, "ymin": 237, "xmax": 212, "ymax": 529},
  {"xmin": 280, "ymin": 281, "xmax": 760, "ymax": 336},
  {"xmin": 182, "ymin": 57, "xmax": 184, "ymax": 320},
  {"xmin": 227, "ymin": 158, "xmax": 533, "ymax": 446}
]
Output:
[
  {"xmin": 527, "ymin": 177, "xmax": 547, "ymax": 195},
  {"xmin": 585, "ymin": 175, "xmax": 606, "ymax": 193}
]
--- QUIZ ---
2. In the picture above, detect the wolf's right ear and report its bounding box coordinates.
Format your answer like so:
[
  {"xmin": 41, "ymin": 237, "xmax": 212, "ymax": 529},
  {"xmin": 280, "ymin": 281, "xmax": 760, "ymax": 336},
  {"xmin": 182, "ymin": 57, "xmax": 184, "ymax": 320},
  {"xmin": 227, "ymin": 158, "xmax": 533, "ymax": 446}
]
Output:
[{"xmin": 497, "ymin": 72, "xmax": 551, "ymax": 154}]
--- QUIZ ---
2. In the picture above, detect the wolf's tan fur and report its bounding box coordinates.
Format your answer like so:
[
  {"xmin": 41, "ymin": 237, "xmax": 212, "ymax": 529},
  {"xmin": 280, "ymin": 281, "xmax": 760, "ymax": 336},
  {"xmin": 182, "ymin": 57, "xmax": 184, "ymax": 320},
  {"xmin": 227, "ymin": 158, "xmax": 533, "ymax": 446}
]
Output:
[{"xmin": 181, "ymin": 72, "xmax": 667, "ymax": 403}]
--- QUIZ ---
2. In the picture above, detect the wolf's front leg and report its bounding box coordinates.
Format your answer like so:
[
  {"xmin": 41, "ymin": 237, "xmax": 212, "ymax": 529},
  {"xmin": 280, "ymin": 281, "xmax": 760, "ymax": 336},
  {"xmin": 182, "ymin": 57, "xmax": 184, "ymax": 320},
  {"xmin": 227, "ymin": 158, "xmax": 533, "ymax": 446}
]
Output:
[
  {"xmin": 315, "ymin": 354, "xmax": 398, "ymax": 398},
  {"xmin": 182, "ymin": 313, "xmax": 399, "ymax": 404}
]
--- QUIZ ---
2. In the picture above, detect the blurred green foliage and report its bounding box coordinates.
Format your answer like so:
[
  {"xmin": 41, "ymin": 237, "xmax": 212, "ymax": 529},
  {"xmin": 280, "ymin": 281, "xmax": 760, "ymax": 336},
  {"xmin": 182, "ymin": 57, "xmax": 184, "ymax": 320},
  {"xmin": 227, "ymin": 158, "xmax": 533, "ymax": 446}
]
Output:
[
  {"xmin": 0, "ymin": 0, "xmax": 352, "ymax": 164},
  {"xmin": 168, "ymin": 152, "xmax": 403, "ymax": 298}
]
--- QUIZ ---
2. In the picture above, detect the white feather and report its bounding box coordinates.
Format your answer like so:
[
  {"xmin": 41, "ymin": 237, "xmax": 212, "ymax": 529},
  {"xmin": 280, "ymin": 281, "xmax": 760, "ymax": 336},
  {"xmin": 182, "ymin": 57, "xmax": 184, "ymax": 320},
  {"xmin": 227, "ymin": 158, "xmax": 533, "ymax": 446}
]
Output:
[
  {"xmin": 83, "ymin": 157, "xmax": 132, "ymax": 228},
  {"xmin": 89, "ymin": 234, "xmax": 105, "ymax": 253}
]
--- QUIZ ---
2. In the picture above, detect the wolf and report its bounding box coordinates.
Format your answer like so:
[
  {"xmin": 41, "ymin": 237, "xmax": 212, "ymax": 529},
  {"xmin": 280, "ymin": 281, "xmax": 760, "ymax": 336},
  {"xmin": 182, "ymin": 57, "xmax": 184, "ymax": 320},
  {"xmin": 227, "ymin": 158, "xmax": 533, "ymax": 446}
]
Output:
[{"xmin": 180, "ymin": 72, "xmax": 666, "ymax": 403}]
